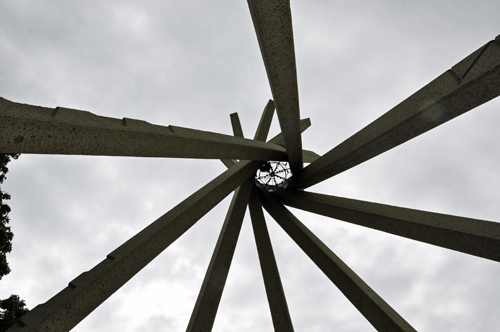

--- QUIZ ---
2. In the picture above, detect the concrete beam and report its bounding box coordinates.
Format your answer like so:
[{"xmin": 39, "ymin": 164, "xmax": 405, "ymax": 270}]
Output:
[
  {"xmin": 0, "ymin": 97, "xmax": 287, "ymax": 161},
  {"xmin": 302, "ymin": 149, "xmax": 320, "ymax": 163},
  {"xmin": 230, "ymin": 112, "xmax": 244, "ymax": 138},
  {"xmin": 247, "ymin": 0, "xmax": 303, "ymax": 174},
  {"xmin": 276, "ymin": 190, "xmax": 500, "ymax": 262},
  {"xmin": 186, "ymin": 178, "xmax": 254, "ymax": 332},
  {"xmin": 248, "ymin": 187, "xmax": 294, "ymax": 332},
  {"xmin": 259, "ymin": 190, "xmax": 416, "ymax": 332},
  {"xmin": 297, "ymin": 37, "xmax": 500, "ymax": 188},
  {"xmin": 254, "ymin": 100, "xmax": 276, "ymax": 142},
  {"xmin": 9, "ymin": 160, "xmax": 263, "ymax": 332}
]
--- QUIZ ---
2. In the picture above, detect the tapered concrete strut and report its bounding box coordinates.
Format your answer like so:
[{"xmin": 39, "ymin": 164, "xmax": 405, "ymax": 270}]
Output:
[
  {"xmin": 187, "ymin": 178, "xmax": 254, "ymax": 332},
  {"xmin": 8, "ymin": 160, "xmax": 263, "ymax": 332},
  {"xmin": 248, "ymin": 187, "xmax": 294, "ymax": 332},
  {"xmin": 297, "ymin": 37, "xmax": 500, "ymax": 188},
  {"xmin": 254, "ymin": 100, "xmax": 276, "ymax": 142},
  {"xmin": 276, "ymin": 190, "xmax": 500, "ymax": 262},
  {"xmin": 0, "ymin": 97, "xmax": 287, "ymax": 161},
  {"xmin": 259, "ymin": 190, "xmax": 416, "ymax": 332},
  {"xmin": 248, "ymin": 0, "xmax": 303, "ymax": 174}
]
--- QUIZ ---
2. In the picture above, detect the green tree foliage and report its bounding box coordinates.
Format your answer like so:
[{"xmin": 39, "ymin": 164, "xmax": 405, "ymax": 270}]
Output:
[
  {"xmin": 0, "ymin": 295, "xmax": 29, "ymax": 332},
  {"xmin": 0, "ymin": 154, "xmax": 19, "ymax": 280}
]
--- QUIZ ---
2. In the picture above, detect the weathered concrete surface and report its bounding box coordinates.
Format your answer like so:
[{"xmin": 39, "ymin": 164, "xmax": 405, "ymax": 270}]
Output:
[
  {"xmin": 187, "ymin": 178, "xmax": 254, "ymax": 332},
  {"xmin": 8, "ymin": 160, "xmax": 263, "ymax": 332},
  {"xmin": 248, "ymin": 0, "xmax": 303, "ymax": 174},
  {"xmin": 0, "ymin": 97, "xmax": 287, "ymax": 161},
  {"xmin": 297, "ymin": 37, "xmax": 500, "ymax": 189},
  {"xmin": 259, "ymin": 190, "xmax": 416, "ymax": 332},
  {"xmin": 254, "ymin": 99, "xmax": 275, "ymax": 141},
  {"xmin": 276, "ymin": 190, "xmax": 500, "ymax": 262},
  {"xmin": 248, "ymin": 187, "xmax": 294, "ymax": 332}
]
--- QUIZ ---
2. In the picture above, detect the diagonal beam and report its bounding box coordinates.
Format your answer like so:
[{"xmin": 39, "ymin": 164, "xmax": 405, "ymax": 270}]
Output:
[
  {"xmin": 9, "ymin": 160, "xmax": 264, "ymax": 332},
  {"xmin": 248, "ymin": 0, "xmax": 303, "ymax": 174},
  {"xmin": 248, "ymin": 186, "xmax": 294, "ymax": 332},
  {"xmin": 276, "ymin": 189, "xmax": 500, "ymax": 262},
  {"xmin": 0, "ymin": 97, "xmax": 287, "ymax": 161},
  {"xmin": 187, "ymin": 178, "xmax": 254, "ymax": 332},
  {"xmin": 297, "ymin": 37, "xmax": 500, "ymax": 188},
  {"xmin": 254, "ymin": 99, "xmax": 276, "ymax": 142},
  {"xmin": 259, "ymin": 190, "xmax": 417, "ymax": 332}
]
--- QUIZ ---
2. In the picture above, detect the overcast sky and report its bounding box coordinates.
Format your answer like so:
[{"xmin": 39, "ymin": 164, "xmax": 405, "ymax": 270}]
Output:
[{"xmin": 1, "ymin": 1, "xmax": 500, "ymax": 331}]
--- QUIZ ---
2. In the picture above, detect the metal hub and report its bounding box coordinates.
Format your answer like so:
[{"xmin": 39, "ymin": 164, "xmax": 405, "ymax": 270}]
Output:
[{"xmin": 255, "ymin": 161, "xmax": 292, "ymax": 192}]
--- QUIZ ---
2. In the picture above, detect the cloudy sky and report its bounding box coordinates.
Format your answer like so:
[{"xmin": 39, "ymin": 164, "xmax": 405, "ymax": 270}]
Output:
[{"xmin": 1, "ymin": 1, "xmax": 500, "ymax": 331}]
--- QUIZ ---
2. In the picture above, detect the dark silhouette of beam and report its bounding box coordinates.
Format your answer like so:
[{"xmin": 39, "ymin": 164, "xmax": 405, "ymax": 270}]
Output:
[
  {"xmin": 297, "ymin": 37, "xmax": 500, "ymax": 188},
  {"xmin": 259, "ymin": 190, "xmax": 417, "ymax": 332},
  {"xmin": 248, "ymin": 187, "xmax": 294, "ymax": 331},
  {"xmin": 248, "ymin": 0, "xmax": 303, "ymax": 174},
  {"xmin": 0, "ymin": 97, "xmax": 287, "ymax": 161},
  {"xmin": 11, "ymin": 160, "xmax": 263, "ymax": 332},
  {"xmin": 276, "ymin": 189, "xmax": 500, "ymax": 262},
  {"xmin": 187, "ymin": 178, "xmax": 254, "ymax": 332}
]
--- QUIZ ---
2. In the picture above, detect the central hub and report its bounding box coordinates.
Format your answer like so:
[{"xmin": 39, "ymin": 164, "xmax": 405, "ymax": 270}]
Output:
[{"xmin": 255, "ymin": 161, "xmax": 292, "ymax": 192}]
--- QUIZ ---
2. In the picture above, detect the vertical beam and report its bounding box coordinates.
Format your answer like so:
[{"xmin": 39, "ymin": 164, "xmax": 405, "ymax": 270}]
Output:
[
  {"xmin": 296, "ymin": 37, "xmax": 500, "ymax": 188},
  {"xmin": 247, "ymin": 0, "xmax": 303, "ymax": 174},
  {"xmin": 230, "ymin": 113, "xmax": 244, "ymax": 138},
  {"xmin": 259, "ymin": 190, "xmax": 417, "ymax": 332},
  {"xmin": 254, "ymin": 100, "xmax": 276, "ymax": 142},
  {"xmin": 187, "ymin": 178, "xmax": 254, "ymax": 332},
  {"xmin": 9, "ymin": 160, "xmax": 263, "ymax": 332},
  {"xmin": 276, "ymin": 189, "xmax": 500, "ymax": 262},
  {"xmin": 0, "ymin": 97, "xmax": 287, "ymax": 161},
  {"xmin": 248, "ymin": 187, "xmax": 294, "ymax": 332}
]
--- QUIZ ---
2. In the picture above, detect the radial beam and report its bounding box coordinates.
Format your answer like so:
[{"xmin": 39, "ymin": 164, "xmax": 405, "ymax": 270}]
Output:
[
  {"xmin": 248, "ymin": 0, "xmax": 303, "ymax": 174},
  {"xmin": 297, "ymin": 37, "xmax": 500, "ymax": 188},
  {"xmin": 276, "ymin": 190, "xmax": 500, "ymax": 262},
  {"xmin": 254, "ymin": 99, "xmax": 276, "ymax": 142},
  {"xmin": 187, "ymin": 178, "xmax": 254, "ymax": 332},
  {"xmin": 9, "ymin": 160, "xmax": 263, "ymax": 332},
  {"xmin": 0, "ymin": 97, "xmax": 287, "ymax": 161},
  {"xmin": 259, "ymin": 190, "xmax": 416, "ymax": 332},
  {"xmin": 230, "ymin": 112, "xmax": 244, "ymax": 138},
  {"xmin": 248, "ymin": 187, "xmax": 294, "ymax": 332}
]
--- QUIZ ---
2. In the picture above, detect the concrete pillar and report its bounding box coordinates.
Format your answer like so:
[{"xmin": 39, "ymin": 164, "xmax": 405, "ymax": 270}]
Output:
[
  {"xmin": 247, "ymin": 0, "xmax": 303, "ymax": 174},
  {"xmin": 276, "ymin": 189, "xmax": 500, "ymax": 262},
  {"xmin": 259, "ymin": 190, "xmax": 416, "ymax": 332},
  {"xmin": 8, "ymin": 160, "xmax": 263, "ymax": 332},
  {"xmin": 0, "ymin": 97, "xmax": 287, "ymax": 161},
  {"xmin": 186, "ymin": 178, "xmax": 254, "ymax": 332},
  {"xmin": 297, "ymin": 37, "xmax": 500, "ymax": 189},
  {"xmin": 248, "ymin": 187, "xmax": 294, "ymax": 332}
]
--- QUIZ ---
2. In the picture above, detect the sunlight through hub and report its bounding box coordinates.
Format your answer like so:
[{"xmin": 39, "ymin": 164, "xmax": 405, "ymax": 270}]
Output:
[{"xmin": 255, "ymin": 161, "xmax": 292, "ymax": 192}]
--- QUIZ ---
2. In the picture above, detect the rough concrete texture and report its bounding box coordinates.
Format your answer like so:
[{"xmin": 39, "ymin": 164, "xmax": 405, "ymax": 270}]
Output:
[
  {"xmin": 259, "ymin": 190, "xmax": 417, "ymax": 332},
  {"xmin": 248, "ymin": 0, "xmax": 303, "ymax": 174},
  {"xmin": 9, "ymin": 160, "xmax": 263, "ymax": 332},
  {"xmin": 248, "ymin": 187, "xmax": 294, "ymax": 332},
  {"xmin": 0, "ymin": 97, "xmax": 287, "ymax": 161},
  {"xmin": 276, "ymin": 190, "xmax": 500, "ymax": 262},
  {"xmin": 297, "ymin": 37, "xmax": 500, "ymax": 189},
  {"xmin": 186, "ymin": 178, "xmax": 254, "ymax": 332}
]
